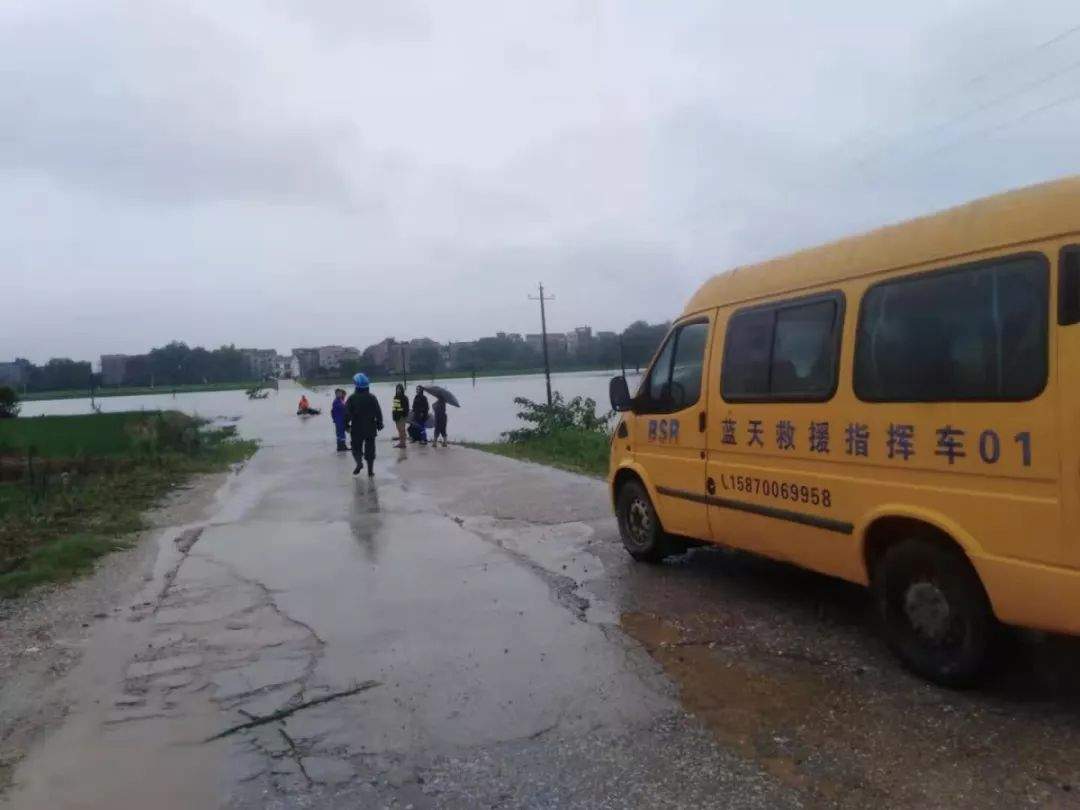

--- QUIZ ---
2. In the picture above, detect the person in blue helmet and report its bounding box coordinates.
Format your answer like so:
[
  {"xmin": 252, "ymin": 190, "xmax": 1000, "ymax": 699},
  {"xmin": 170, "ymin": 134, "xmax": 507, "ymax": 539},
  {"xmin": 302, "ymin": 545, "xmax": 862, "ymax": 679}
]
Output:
[{"xmin": 344, "ymin": 373, "xmax": 383, "ymax": 476}]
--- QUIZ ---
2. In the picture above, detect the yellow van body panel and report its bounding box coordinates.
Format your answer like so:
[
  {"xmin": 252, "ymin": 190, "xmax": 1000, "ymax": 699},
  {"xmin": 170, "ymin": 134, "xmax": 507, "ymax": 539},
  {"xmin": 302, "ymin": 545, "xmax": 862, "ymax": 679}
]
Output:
[{"xmin": 610, "ymin": 177, "xmax": 1080, "ymax": 638}]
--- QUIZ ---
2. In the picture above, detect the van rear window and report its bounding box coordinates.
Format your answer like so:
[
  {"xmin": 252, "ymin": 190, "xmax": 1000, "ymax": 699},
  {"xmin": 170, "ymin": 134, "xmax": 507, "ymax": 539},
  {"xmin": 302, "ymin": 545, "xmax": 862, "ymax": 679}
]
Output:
[
  {"xmin": 854, "ymin": 255, "xmax": 1048, "ymax": 402},
  {"xmin": 722, "ymin": 293, "xmax": 842, "ymax": 402}
]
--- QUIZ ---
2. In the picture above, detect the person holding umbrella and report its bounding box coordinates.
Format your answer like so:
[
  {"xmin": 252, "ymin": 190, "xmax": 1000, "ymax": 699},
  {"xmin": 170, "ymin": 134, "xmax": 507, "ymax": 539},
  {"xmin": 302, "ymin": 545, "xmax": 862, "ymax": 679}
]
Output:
[
  {"xmin": 432, "ymin": 396, "xmax": 448, "ymax": 447},
  {"xmin": 424, "ymin": 384, "xmax": 459, "ymax": 448},
  {"xmin": 344, "ymin": 373, "xmax": 383, "ymax": 476}
]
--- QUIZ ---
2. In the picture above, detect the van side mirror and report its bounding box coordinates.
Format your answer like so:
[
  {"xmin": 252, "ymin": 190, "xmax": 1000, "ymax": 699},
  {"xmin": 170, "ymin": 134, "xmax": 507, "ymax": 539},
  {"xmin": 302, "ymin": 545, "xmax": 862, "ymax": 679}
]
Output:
[{"xmin": 609, "ymin": 375, "xmax": 633, "ymax": 412}]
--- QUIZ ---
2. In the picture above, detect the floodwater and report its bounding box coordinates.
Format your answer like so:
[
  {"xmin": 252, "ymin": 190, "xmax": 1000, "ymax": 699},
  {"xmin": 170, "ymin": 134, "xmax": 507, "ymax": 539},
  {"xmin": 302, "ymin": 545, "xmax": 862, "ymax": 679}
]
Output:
[{"xmin": 18, "ymin": 370, "xmax": 642, "ymax": 443}]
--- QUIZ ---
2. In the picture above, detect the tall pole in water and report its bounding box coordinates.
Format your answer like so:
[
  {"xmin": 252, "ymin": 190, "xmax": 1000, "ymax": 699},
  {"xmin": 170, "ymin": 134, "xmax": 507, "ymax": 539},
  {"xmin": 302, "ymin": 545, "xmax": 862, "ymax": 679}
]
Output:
[{"xmin": 529, "ymin": 283, "xmax": 555, "ymax": 407}]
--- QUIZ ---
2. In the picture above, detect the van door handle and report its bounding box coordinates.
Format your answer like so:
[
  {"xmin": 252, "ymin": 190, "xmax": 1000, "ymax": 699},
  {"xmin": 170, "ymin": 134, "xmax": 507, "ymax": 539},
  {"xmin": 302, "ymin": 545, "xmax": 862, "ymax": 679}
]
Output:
[
  {"xmin": 706, "ymin": 477, "xmax": 716, "ymax": 495},
  {"xmin": 698, "ymin": 412, "xmax": 707, "ymax": 432}
]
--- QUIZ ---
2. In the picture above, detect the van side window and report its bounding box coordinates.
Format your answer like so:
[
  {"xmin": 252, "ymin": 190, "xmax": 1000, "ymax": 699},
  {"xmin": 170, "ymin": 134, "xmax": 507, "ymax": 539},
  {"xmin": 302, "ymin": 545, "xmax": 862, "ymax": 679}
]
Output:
[
  {"xmin": 641, "ymin": 320, "xmax": 709, "ymax": 413},
  {"xmin": 854, "ymin": 255, "xmax": 1048, "ymax": 402},
  {"xmin": 721, "ymin": 293, "xmax": 842, "ymax": 402}
]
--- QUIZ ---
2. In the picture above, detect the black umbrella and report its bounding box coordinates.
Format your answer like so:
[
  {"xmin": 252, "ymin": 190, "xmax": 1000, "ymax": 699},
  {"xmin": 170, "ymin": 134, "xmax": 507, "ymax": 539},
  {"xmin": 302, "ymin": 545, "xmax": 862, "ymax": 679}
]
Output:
[{"xmin": 421, "ymin": 384, "xmax": 460, "ymax": 407}]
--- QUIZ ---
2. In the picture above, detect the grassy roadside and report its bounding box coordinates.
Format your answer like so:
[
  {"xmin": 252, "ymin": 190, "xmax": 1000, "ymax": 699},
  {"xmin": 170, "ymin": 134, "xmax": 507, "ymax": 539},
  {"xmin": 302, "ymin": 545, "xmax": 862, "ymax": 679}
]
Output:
[
  {"xmin": 0, "ymin": 412, "xmax": 257, "ymax": 597},
  {"xmin": 464, "ymin": 427, "xmax": 609, "ymax": 478},
  {"xmin": 19, "ymin": 381, "xmax": 259, "ymax": 401}
]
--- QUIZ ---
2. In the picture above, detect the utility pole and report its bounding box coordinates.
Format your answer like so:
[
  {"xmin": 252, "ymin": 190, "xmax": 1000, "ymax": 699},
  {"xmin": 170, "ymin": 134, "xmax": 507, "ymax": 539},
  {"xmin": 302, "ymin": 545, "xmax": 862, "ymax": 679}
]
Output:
[
  {"xmin": 400, "ymin": 343, "xmax": 408, "ymax": 389},
  {"xmin": 618, "ymin": 334, "xmax": 626, "ymax": 378},
  {"xmin": 528, "ymin": 282, "xmax": 555, "ymax": 407}
]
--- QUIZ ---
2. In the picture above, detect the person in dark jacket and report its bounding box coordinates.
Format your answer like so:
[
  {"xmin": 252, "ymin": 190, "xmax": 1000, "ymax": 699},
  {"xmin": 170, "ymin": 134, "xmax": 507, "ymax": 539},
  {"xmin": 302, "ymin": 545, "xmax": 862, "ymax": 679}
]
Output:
[
  {"xmin": 330, "ymin": 388, "xmax": 348, "ymax": 452},
  {"xmin": 344, "ymin": 373, "xmax": 383, "ymax": 476},
  {"xmin": 410, "ymin": 386, "xmax": 430, "ymax": 445},
  {"xmin": 432, "ymin": 397, "xmax": 448, "ymax": 447},
  {"xmin": 391, "ymin": 384, "xmax": 409, "ymax": 449}
]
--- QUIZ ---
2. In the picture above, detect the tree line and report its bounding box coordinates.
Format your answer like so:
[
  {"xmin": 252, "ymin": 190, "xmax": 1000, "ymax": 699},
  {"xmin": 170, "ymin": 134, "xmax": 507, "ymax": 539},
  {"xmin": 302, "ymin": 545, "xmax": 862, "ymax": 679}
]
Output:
[
  {"xmin": 8, "ymin": 342, "xmax": 254, "ymax": 392},
  {"xmin": 13, "ymin": 321, "xmax": 674, "ymax": 392},
  {"xmin": 324, "ymin": 321, "xmax": 673, "ymax": 379}
]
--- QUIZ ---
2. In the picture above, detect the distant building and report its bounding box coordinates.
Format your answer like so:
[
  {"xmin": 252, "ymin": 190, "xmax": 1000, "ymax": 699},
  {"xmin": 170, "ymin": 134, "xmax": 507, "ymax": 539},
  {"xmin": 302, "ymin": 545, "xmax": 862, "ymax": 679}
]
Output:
[
  {"xmin": 526, "ymin": 332, "xmax": 567, "ymax": 356},
  {"xmin": 273, "ymin": 355, "xmax": 292, "ymax": 378},
  {"xmin": 239, "ymin": 348, "xmax": 278, "ymax": 379},
  {"xmin": 317, "ymin": 345, "xmax": 361, "ymax": 372},
  {"xmin": 291, "ymin": 348, "xmax": 320, "ymax": 378},
  {"xmin": 366, "ymin": 338, "xmax": 403, "ymax": 372},
  {"xmin": 565, "ymin": 326, "xmax": 592, "ymax": 357},
  {"xmin": 99, "ymin": 354, "xmax": 131, "ymax": 386},
  {"xmin": 0, "ymin": 359, "xmax": 30, "ymax": 388},
  {"xmin": 596, "ymin": 331, "xmax": 617, "ymax": 341},
  {"xmin": 444, "ymin": 340, "xmax": 475, "ymax": 370}
]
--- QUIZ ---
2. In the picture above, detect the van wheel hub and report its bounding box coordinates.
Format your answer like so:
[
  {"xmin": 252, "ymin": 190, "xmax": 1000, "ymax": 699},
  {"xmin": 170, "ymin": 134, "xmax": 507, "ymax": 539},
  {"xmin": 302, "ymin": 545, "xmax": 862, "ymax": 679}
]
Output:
[
  {"xmin": 627, "ymin": 498, "xmax": 653, "ymax": 548},
  {"xmin": 904, "ymin": 580, "xmax": 952, "ymax": 643}
]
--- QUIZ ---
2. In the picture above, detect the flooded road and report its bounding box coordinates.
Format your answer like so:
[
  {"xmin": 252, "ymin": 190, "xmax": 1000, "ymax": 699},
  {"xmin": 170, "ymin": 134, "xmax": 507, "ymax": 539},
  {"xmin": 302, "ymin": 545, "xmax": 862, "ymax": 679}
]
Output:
[
  {"xmin": 5, "ymin": 382, "xmax": 1080, "ymax": 808},
  {"xmin": 19, "ymin": 370, "xmax": 638, "ymax": 443}
]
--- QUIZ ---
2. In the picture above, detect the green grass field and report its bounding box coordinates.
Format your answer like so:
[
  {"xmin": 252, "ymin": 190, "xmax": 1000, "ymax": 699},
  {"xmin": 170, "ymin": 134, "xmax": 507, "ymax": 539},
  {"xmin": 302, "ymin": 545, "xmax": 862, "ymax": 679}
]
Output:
[
  {"xmin": 0, "ymin": 411, "xmax": 181, "ymax": 457},
  {"xmin": 0, "ymin": 411, "xmax": 257, "ymax": 597},
  {"xmin": 465, "ymin": 427, "xmax": 610, "ymax": 478}
]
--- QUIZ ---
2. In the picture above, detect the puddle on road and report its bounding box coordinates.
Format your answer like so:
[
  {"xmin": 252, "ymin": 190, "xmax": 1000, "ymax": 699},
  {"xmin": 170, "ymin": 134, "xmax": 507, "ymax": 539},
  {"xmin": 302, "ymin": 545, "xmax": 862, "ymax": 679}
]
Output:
[{"xmin": 620, "ymin": 611, "xmax": 851, "ymax": 804}]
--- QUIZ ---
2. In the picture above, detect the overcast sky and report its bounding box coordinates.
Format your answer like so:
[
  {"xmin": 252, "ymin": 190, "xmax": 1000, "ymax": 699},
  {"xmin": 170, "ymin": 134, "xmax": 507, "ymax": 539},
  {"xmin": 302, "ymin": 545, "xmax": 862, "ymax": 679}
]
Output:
[{"xmin": 3, "ymin": 0, "xmax": 1080, "ymax": 364}]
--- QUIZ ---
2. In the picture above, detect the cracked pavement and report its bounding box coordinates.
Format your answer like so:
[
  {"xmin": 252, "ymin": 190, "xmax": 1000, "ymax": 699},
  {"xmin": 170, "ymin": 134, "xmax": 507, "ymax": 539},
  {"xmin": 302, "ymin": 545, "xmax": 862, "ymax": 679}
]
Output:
[
  {"xmin": 2, "ymin": 399, "xmax": 796, "ymax": 809},
  {"xmin": 7, "ymin": 387, "xmax": 1080, "ymax": 808}
]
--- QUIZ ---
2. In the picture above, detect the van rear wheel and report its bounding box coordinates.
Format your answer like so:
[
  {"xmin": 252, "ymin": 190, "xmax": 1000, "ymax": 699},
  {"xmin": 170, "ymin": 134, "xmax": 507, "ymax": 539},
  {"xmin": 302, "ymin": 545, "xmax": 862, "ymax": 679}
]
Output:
[
  {"xmin": 873, "ymin": 538, "xmax": 994, "ymax": 687},
  {"xmin": 616, "ymin": 481, "xmax": 672, "ymax": 563}
]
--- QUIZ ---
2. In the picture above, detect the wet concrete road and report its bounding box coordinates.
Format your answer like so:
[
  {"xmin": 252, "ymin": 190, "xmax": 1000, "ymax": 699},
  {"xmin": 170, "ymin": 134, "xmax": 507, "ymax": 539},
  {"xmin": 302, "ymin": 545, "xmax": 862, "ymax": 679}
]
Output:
[
  {"xmin": 2, "ymin": 431, "xmax": 794, "ymax": 809},
  {"xmin": 7, "ymin": 389, "xmax": 1080, "ymax": 808}
]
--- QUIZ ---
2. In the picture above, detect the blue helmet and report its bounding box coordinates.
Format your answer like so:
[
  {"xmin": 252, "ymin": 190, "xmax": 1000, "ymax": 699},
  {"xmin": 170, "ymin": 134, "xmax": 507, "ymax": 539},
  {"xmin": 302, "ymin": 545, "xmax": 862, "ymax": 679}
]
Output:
[{"xmin": 353, "ymin": 372, "xmax": 370, "ymax": 390}]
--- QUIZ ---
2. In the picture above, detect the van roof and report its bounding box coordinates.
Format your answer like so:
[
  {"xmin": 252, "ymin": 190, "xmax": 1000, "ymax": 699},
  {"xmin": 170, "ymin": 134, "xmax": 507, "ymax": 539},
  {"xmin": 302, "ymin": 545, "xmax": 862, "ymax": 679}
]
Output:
[{"xmin": 683, "ymin": 175, "xmax": 1080, "ymax": 316}]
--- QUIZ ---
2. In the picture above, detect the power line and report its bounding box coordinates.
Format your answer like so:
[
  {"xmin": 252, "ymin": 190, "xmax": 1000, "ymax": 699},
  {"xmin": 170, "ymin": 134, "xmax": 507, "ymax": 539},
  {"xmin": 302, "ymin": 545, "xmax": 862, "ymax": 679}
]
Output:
[
  {"xmin": 855, "ymin": 54, "xmax": 1080, "ymax": 169},
  {"xmin": 921, "ymin": 86, "xmax": 1080, "ymax": 160},
  {"xmin": 959, "ymin": 21, "xmax": 1080, "ymax": 91},
  {"xmin": 832, "ymin": 20, "xmax": 1080, "ymax": 166}
]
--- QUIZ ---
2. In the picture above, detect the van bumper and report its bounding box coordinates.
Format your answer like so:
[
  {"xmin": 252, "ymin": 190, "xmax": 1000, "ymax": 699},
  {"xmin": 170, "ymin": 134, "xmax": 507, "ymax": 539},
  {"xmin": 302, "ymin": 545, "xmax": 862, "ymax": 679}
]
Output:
[{"xmin": 974, "ymin": 555, "xmax": 1080, "ymax": 635}]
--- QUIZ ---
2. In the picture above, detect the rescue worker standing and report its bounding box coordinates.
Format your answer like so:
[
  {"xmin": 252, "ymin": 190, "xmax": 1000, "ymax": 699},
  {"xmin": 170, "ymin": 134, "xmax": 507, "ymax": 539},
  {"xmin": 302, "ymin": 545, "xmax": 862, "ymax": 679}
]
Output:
[
  {"xmin": 391, "ymin": 384, "xmax": 409, "ymax": 449},
  {"xmin": 344, "ymin": 373, "xmax": 383, "ymax": 477}
]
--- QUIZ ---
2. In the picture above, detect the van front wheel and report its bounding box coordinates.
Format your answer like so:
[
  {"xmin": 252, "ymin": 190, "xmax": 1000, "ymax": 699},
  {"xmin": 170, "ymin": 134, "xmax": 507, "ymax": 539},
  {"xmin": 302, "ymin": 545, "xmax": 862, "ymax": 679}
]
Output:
[
  {"xmin": 873, "ymin": 538, "xmax": 994, "ymax": 687},
  {"xmin": 616, "ymin": 481, "xmax": 672, "ymax": 563}
]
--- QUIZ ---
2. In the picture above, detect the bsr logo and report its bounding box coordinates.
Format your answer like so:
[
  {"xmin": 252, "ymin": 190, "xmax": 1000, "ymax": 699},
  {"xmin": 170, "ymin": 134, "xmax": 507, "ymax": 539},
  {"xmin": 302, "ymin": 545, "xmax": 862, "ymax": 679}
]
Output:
[{"xmin": 648, "ymin": 418, "xmax": 680, "ymax": 443}]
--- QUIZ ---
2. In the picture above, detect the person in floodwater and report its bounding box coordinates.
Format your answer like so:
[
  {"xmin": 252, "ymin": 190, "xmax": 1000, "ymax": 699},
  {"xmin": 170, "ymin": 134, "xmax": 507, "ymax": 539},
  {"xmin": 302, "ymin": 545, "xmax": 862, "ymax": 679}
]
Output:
[
  {"xmin": 409, "ymin": 385, "xmax": 430, "ymax": 445},
  {"xmin": 391, "ymin": 384, "xmax": 410, "ymax": 449},
  {"xmin": 432, "ymin": 396, "xmax": 448, "ymax": 447},
  {"xmin": 297, "ymin": 394, "xmax": 320, "ymax": 416},
  {"xmin": 345, "ymin": 373, "xmax": 383, "ymax": 476},
  {"xmin": 330, "ymin": 388, "xmax": 348, "ymax": 452}
]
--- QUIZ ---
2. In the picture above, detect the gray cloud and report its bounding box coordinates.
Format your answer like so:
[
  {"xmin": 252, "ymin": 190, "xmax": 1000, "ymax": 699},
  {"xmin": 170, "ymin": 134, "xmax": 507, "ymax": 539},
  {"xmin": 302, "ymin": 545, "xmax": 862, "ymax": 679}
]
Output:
[
  {"xmin": 3, "ymin": 0, "xmax": 1080, "ymax": 363},
  {"xmin": 0, "ymin": 2, "xmax": 356, "ymax": 207}
]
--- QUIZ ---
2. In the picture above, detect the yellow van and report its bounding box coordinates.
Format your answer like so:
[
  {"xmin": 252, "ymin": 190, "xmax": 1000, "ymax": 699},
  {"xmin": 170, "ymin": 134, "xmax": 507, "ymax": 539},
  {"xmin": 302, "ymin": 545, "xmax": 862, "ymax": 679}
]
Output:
[{"xmin": 608, "ymin": 177, "xmax": 1080, "ymax": 685}]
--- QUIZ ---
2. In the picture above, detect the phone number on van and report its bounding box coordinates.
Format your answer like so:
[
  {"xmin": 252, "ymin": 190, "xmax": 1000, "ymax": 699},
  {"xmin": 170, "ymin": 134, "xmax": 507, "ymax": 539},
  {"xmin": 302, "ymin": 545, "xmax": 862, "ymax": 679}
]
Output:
[{"xmin": 719, "ymin": 474, "xmax": 833, "ymax": 508}]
